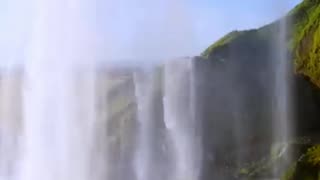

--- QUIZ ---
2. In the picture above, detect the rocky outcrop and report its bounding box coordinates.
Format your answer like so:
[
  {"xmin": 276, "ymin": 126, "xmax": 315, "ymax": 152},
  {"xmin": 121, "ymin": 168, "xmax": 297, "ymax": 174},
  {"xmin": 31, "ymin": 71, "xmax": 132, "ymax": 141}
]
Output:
[{"xmin": 196, "ymin": 0, "xmax": 320, "ymax": 178}]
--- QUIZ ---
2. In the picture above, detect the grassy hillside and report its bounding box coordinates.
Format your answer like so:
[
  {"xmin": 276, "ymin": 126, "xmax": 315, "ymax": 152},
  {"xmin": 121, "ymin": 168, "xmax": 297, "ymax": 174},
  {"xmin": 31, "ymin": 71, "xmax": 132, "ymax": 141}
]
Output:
[
  {"xmin": 202, "ymin": 0, "xmax": 320, "ymax": 88},
  {"xmin": 198, "ymin": 0, "xmax": 320, "ymax": 178},
  {"xmin": 290, "ymin": 0, "xmax": 320, "ymax": 87}
]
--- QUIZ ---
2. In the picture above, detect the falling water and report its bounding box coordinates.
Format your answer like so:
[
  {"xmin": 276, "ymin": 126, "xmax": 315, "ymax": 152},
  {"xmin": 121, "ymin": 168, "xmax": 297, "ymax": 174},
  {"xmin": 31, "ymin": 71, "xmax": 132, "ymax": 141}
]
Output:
[
  {"xmin": 133, "ymin": 59, "xmax": 201, "ymax": 180},
  {"xmin": 133, "ymin": 69, "xmax": 156, "ymax": 180},
  {"xmin": 0, "ymin": 72, "xmax": 22, "ymax": 180},
  {"xmin": 163, "ymin": 59, "xmax": 201, "ymax": 180},
  {"xmin": 274, "ymin": 20, "xmax": 290, "ymax": 143},
  {"xmin": 271, "ymin": 8, "xmax": 293, "ymax": 175},
  {"xmin": 0, "ymin": 0, "xmax": 297, "ymax": 179},
  {"xmin": 19, "ymin": 0, "xmax": 101, "ymax": 180}
]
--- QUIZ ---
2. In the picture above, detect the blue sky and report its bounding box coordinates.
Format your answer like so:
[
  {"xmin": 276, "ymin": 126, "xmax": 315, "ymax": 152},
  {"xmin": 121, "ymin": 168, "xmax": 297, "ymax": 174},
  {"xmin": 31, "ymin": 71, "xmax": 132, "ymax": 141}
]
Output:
[
  {"xmin": 190, "ymin": 0, "xmax": 301, "ymax": 51},
  {"xmin": 0, "ymin": 0, "xmax": 302, "ymax": 66},
  {"xmin": 93, "ymin": 0, "xmax": 302, "ymax": 60}
]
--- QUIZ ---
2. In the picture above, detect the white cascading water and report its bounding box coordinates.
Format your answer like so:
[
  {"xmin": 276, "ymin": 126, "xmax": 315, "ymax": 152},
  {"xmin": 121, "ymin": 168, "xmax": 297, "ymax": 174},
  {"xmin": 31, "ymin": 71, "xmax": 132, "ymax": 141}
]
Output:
[
  {"xmin": 0, "ymin": 72, "xmax": 22, "ymax": 180},
  {"xmin": 133, "ymin": 69, "xmax": 155, "ymax": 180},
  {"xmin": 274, "ymin": 18, "xmax": 291, "ymax": 145},
  {"xmin": 19, "ymin": 0, "xmax": 101, "ymax": 180},
  {"xmin": 163, "ymin": 59, "xmax": 201, "ymax": 180},
  {"xmin": 271, "ymin": 14, "xmax": 292, "ymax": 175},
  {"xmin": 133, "ymin": 59, "xmax": 201, "ymax": 180},
  {"xmin": 1, "ymin": 0, "xmax": 294, "ymax": 179}
]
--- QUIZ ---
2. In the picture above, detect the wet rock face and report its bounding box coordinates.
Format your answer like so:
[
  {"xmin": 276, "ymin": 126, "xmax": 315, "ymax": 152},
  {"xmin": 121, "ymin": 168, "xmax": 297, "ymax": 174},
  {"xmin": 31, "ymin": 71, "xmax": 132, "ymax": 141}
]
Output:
[
  {"xmin": 194, "ymin": 52, "xmax": 275, "ymax": 179},
  {"xmin": 194, "ymin": 31, "xmax": 320, "ymax": 178},
  {"xmin": 194, "ymin": 3, "xmax": 320, "ymax": 176},
  {"xmin": 294, "ymin": 75, "xmax": 320, "ymax": 137}
]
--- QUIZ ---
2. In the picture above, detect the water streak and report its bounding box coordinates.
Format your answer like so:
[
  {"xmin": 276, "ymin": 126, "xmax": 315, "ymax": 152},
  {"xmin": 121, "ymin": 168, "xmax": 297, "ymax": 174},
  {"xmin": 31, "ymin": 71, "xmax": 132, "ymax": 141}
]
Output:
[
  {"xmin": 163, "ymin": 59, "xmax": 201, "ymax": 180},
  {"xmin": 19, "ymin": 0, "xmax": 100, "ymax": 180}
]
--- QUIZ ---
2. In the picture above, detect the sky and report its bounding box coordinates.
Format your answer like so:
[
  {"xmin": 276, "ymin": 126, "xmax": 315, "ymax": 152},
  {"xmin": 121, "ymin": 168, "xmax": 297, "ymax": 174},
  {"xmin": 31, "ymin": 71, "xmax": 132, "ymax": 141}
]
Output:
[
  {"xmin": 190, "ymin": 0, "xmax": 301, "ymax": 50},
  {"xmin": 0, "ymin": 0, "xmax": 302, "ymax": 67}
]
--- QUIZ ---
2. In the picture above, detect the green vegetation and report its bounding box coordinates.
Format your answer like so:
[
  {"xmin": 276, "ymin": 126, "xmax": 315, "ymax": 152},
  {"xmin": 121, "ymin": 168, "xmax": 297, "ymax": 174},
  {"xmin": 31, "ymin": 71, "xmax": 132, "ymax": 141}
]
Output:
[
  {"xmin": 305, "ymin": 145, "xmax": 320, "ymax": 166},
  {"xmin": 202, "ymin": 0, "xmax": 320, "ymax": 88},
  {"xmin": 236, "ymin": 139, "xmax": 309, "ymax": 179},
  {"xmin": 202, "ymin": 30, "xmax": 245, "ymax": 58},
  {"xmin": 290, "ymin": 0, "xmax": 320, "ymax": 86},
  {"xmin": 236, "ymin": 157, "xmax": 276, "ymax": 178},
  {"xmin": 281, "ymin": 145, "xmax": 320, "ymax": 180},
  {"xmin": 235, "ymin": 138, "xmax": 320, "ymax": 179},
  {"xmin": 200, "ymin": 0, "xmax": 320, "ymax": 178},
  {"xmin": 281, "ymin": 162, "xmax": 298, "ymax": 180}
]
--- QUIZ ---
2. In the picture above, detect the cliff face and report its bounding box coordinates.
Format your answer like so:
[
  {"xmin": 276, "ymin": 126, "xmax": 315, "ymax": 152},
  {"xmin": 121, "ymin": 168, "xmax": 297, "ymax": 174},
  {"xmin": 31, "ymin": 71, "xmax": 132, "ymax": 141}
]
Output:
[
  {"xmin": 199, "ymin": 0, "xmax": 320, "ymax": 136},
  {"xmin": 203, "ymin": 0, "xmax": 320, "ymax": 88},
  {"xmin": 196, "ymin": 0, "xmax": 320, "ymax": 178},
  {"xmin": 291, "ymin": 0, "xmax": 320, "ymax": 87},
  {"xmin": 202, "ymin": 0, "xmax": 320, "ymax": 87}
]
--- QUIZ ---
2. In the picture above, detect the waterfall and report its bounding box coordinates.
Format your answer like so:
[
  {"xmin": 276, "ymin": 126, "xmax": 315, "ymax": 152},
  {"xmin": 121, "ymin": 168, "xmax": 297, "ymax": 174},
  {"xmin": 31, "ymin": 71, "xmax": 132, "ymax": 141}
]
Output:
[
  {"xmin": 271, "ymin": 14, "xmax": 293, "ymax": 175},
  {"xmin": 0, "ymin": 0, "xmax": 298, "ymax": 179},
  {"xmin": 0, "ymin": 72, "xmax": 22, "ymax": 180},
  {"xmin": 18, "ymin": 0, "xmax": 101, "ymax": 180},
  {"xmin": 133, "ymin": 59, "xmax": 201, "ymax": 180},
  {"xmin": 163, "ymin": 59, "xmax": 201, "ymax": 180},
  {"xmin": 273, "ymin": 17, "xmax": 291, "ymax": 145},
  {"xmin": 133, "ymin": 68, "xmax": 156, "ymax": 180}
]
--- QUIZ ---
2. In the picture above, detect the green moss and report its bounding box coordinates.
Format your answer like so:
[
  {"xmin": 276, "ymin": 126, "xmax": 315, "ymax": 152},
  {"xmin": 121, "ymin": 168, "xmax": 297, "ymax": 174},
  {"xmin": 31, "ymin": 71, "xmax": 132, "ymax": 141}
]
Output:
[
  {"xmin": 239, "ymin": 168, "xmax": 250, "ymax": 175},
  {"xmin": 281, "ymin": 145, "xmax": 320, "ymax": 180},
  {"xmin": 290, "ymin": 0, "xmax": 320, "ymax": 86},
  {"xmin": 236, "ymin": 151, "xmax": 282, "ymax": 178},
  {"xmin": 305, "ymin": 145, "xmax": 320, "ymax": 166},
  {"xmin": 202, "ymin": 0, "xmax": 320, "ymax": 87},
  {"xmin": 235, "ymin": 137, "xmax": 315, "ymax": 179},
  {"xmin": 201, "ymin": 30, "xmax": 245, "ymax": 58},
  {"xmin": 281, "ymin": 162, "xmax": 297, "ymax": 180},
  {"xmin": 289, "ymin": 0, "xmax": 318, "ymax": 48}
]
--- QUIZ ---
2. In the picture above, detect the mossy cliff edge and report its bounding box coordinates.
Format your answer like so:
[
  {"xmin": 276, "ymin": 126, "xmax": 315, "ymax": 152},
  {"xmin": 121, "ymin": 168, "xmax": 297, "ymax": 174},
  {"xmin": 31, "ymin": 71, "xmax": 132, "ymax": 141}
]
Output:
[
  {"xmin": 197, "ymin": 0, "xmax": 320, "ymax": 179},
  {"xmin": 291, "ymin": 0, "xmax": 320, "ymax": 87},
  {"xmin": 202, "ymin": 0, "xmax": 320, "ymax": 88}
]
